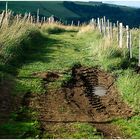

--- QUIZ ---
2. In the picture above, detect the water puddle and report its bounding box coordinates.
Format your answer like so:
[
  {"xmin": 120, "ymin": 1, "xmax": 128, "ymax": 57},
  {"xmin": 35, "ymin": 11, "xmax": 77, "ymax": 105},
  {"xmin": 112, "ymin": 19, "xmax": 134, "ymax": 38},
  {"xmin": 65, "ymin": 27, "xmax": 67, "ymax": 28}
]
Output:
[{"xmin": 93, "ymin": 86, "xmax": 107, "ymax": 96}]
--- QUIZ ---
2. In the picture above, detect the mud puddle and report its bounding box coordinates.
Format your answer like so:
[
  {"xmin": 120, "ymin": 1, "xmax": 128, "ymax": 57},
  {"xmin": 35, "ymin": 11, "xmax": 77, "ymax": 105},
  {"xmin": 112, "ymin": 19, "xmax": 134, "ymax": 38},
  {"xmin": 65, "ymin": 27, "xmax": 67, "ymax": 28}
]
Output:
[
  {"xmin": 25, "ymin": 64, "xmax": 133, "ymax": 138},
  {"xmin": 93, "ymin": 86, "xmax": 107, "ymax": 96}
]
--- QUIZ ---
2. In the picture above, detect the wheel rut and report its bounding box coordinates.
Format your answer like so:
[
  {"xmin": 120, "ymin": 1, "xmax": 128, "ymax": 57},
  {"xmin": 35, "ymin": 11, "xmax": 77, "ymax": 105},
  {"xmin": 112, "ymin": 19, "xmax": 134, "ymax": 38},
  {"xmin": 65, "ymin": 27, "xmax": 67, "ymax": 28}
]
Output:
[{"xmin": 25, "ymin": 64, "xmax": 133, "ymax": 138}]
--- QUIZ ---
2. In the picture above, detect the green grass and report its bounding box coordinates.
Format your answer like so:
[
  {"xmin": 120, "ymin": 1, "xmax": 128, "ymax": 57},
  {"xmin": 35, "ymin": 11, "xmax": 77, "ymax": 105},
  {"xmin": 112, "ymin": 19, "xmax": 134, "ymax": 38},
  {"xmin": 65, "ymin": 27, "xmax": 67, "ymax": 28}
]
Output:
[
  {"xmin": 113, "ymin": 116, "xmax": 140, "ymax": 138},
  {"xmin": 87, "ymin": 31, "xmax": 140, "ymax": 138},
  {"xmin": 0, "ymin": 24, "xmax": 140, "ymax": 138},
  {"xmin": 43, "ymin": 123, "xmax": 102, "ymax": 139},
  {"xmin": 0, "ymin": 105, "xmax": 40, "ymax": 138},
  {"xmin": 0, "ymin": 120, "xmax": 40, "ymax": 139},
  {"xmin": 69, "ymin": 123, "xmax": 102, "ymax": 139},
  {"xmin": 117, "ymin": 70, "xmax": 140, "ymax": 113},
  {"xmin": 14, "ymin": 29, "xmax": 101, "ymax": 95}
]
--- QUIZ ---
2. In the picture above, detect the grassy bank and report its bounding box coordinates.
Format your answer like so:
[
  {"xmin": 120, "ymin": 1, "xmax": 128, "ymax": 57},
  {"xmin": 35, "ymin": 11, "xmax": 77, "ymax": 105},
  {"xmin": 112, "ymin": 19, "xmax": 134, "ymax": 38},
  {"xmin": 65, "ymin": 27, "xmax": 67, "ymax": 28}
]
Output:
[
  {"xmin": 0, "ymin": 20, "xmax": 46, "ymax": 138},
  {"xmin": 87, "ymin": 28, "xmax": 140, "ymax": 138}
]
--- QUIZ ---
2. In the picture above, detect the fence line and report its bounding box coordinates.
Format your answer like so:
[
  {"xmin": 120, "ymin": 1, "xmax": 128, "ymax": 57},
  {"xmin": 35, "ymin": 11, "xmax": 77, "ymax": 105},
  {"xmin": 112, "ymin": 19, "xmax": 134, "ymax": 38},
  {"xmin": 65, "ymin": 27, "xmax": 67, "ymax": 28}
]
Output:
[
  {"xmin": 90, "ymin": 16, "xmax": 140, "ymax": 66},
  {"xmin": 1, "ymin": 1, "xmax": 140, "ymax": 67}
]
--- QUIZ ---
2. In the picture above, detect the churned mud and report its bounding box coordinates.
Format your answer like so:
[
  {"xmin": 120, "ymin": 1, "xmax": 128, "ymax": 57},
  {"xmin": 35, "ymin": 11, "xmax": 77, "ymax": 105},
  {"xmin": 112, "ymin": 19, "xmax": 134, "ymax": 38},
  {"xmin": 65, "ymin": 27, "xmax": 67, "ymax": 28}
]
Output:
[{"xmin": 25, "ymin": 65, "xmax": 133, "ymax": 138}]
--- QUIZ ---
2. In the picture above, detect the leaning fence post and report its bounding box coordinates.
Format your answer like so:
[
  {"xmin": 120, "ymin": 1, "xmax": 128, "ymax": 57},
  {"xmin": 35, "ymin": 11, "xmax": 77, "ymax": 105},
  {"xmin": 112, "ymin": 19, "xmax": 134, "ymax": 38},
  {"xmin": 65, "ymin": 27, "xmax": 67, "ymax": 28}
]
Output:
[
  {"xmin": 27, "ymin": 12, "xmax": 31, "ymax": 23},
  {"xmin": 119, "ymin": 23, "xmax": 123, "ymax": 48},
  {"xmin": 0, "ymin": 11, "xmax": 5, "ymax": 27}
]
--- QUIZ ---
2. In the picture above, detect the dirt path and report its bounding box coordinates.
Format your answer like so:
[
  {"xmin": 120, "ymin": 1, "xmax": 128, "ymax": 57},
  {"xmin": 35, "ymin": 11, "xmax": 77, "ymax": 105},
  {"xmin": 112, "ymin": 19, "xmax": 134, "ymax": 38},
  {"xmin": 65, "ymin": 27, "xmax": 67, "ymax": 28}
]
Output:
[
  {"xmin": 25, "ymin": 64, "xmax": 133, "ymax": 138},
  {"xmin": 0, "ymin": 80, "xmax": 16, "ymax": 125},
  {"xmin": 0, "ymin": 30, "xmax": 135, "ymax": 138}
]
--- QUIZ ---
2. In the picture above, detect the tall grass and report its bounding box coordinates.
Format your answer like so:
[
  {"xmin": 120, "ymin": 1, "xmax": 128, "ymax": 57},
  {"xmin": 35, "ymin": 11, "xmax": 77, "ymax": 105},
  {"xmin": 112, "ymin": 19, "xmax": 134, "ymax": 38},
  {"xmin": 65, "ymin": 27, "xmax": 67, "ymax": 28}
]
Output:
[
  {"xmin": 83, "ymin": 24, "xmax": 140, "ymax": 138},
  {"xmin": 0, "ymin": 11, "xmax": 44, "ymax": 76}
]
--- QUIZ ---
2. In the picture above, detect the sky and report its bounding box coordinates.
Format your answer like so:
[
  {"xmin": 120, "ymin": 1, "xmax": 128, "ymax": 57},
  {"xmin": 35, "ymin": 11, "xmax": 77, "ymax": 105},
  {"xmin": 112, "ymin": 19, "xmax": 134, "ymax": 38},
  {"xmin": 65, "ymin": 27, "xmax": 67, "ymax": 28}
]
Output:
[
  {"xmin": 103, "ymin": 1, "xmax": 140, "ymax": 8},
  {"xmin": 63, "ymin": 0, "xmax": 140, "ymax": 8}
]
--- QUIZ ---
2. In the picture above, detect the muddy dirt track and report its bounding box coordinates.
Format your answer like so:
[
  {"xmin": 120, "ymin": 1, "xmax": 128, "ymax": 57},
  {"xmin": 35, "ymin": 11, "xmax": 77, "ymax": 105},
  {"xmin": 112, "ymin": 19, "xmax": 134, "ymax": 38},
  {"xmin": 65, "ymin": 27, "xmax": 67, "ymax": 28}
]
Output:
[
  {"xmin": 0, "ymin": 80, "xmax": 18, "ymax": 125},
  {"xmin": 25, "ymin": 64, "xmax": 133, "ymax": 138}
]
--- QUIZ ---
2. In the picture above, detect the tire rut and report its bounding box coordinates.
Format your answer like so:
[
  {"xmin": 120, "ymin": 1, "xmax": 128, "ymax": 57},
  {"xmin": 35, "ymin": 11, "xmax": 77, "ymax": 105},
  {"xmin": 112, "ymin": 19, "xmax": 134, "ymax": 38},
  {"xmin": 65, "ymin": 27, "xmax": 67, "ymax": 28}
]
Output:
[{"xmin": 25, "ymin": 64, "xmax": 133, "ymax": 138}]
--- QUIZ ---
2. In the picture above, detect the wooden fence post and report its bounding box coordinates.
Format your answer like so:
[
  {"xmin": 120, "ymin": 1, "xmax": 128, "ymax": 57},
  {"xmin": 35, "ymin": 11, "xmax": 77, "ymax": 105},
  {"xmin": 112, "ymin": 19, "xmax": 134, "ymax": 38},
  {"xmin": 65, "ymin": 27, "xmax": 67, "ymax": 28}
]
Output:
[
  {"xmin": 0, "ymin": 11, "xmax": 5, "ymax": 27},
  {"xmin": 103, "ymin": 16, "xmax": 106, "ymax": 36},
  {"xmin": 5, "ymin": 1, "xmax": 8, "ymax": 16},
  {"xmin": 78, "ymin": 20, "xmax": 80, "ymax": 26},
  {"xmin": 65, "ymin": 20, "xmax": 67, "ymax": 25},
  {"xmin": 15, "ymin": 14, "xmax": 19, "ymax": 24},
  {"xmin": 129, "ymin": 31, "xmax": 132, "ymax": 59},
  {"xmin": 101, "ymin": 18, "xmax": 103, "ymax": 34},
  {"xmin": 97, "ymin": 18, "xmax": 101, "ymax": 32},
  {"xmin": 113, "ymin": 23, "xmax": 116, "ymax": 28},
  {"xmin": 5, "ymin": 2, "xmax": 8, "ymax": 25},
  {"xmin": 71, "ymin": 20, "xmax": 73, "ymax": 26},
  {"xmin": 27, "ymin": 12, "xmax": 31, "ymax": 23},
  {"xmin": 117, "ymin": 21, "xmax": 119, "ymax": 42},
  {"xmin": 107, "ymin": 19, "xmax": 110, "ymax": 38},
  {"xmin": 94, "ymin": 19, "xmax": 97, "ymax": 28},
  {"xmin": 110, "ymin": 22, "xmax": 113, "ymax": 39},
  {"xmin": 116, "ymin": 20, "xmax": 119, "ymax": 27},
  {"xmin": 23, "ymin": 12, "xmax": 28, "ymax": 22},
  {"xmin": 119, "ymin": 23, "xmax": 123, "ymax": 48},
  {"xmin": 31, "ymin": 16, "xmax": 33, "ymax": 24},
  {"xmin": 37, "ymin": 8, "xmax": 39, "ymax": 23},
  {"xmin": 43, "ymin": 17, "xmax": 46, "ymax": 23},
  {"xmin": 126, "ymin": 25, "xmax": 129, "ymax": 48},
  {"xmin": 91, "ymin": 18, "xmax": 94, "ymax": 28}
]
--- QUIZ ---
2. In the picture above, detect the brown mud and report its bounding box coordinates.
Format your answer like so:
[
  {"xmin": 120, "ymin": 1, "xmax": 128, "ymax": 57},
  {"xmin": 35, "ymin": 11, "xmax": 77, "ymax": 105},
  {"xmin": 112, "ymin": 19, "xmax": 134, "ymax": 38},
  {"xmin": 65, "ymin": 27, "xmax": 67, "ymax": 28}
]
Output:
[{"xmin": 19, "ymin": 65, "xmax": 134, "ymax": 138}]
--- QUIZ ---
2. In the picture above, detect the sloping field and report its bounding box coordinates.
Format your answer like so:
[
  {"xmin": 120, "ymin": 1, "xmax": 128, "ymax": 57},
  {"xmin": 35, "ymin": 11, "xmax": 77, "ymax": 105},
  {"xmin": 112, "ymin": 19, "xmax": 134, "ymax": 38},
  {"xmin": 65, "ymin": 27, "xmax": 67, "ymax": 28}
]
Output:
[{"xmin": 0, "ymin": 1, "xmax": 140, "ymax": 26}]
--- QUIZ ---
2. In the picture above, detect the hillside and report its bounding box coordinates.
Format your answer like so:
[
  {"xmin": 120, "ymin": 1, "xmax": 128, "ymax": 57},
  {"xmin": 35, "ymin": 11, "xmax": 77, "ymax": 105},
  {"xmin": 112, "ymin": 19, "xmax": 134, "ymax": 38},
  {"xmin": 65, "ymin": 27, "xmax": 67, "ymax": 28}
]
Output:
[{"xmin": 0, "ymin": 1, "xmax": 140, "ymax": 27}]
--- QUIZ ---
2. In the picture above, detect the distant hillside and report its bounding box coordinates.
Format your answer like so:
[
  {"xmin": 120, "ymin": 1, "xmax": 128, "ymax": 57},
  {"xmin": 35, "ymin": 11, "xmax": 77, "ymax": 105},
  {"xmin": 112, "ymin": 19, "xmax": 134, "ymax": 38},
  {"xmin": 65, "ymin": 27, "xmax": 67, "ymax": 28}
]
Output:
[{"xmin": 0, "ymin": 1, "xmax": 140, "ymax": 27}]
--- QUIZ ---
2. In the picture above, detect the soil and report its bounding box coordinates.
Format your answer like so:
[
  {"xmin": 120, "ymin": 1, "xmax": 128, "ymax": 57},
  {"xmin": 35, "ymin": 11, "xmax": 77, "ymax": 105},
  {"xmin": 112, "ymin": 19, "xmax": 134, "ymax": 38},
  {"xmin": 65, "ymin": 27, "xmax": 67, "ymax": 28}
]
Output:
[
  {"xmin": 0, "ymin": 80, "xmax": 16, "ymax": 125},
  {"xmin": 136, "ymin": 66, "xmax": 140, "ymax": 74},
  {"xmin": 25, "ymin": 65, "xmax": 133, "ymax": 139}
]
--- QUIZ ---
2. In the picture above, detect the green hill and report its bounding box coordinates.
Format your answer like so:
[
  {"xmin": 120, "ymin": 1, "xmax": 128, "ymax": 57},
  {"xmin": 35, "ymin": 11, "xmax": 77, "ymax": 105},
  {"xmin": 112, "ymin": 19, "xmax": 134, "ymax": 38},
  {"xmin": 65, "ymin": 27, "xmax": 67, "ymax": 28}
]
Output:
[{"xmin": 0, "ymin": 1, "xmax": 140, "ymax": 27}]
